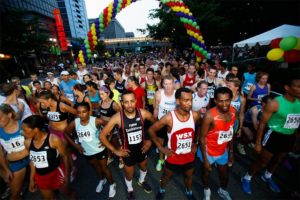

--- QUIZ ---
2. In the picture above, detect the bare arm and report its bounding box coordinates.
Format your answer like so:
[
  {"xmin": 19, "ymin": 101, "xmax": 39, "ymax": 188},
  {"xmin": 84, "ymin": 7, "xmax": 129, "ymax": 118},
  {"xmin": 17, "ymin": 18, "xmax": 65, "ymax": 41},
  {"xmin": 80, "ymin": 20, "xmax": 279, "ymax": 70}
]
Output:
[
  {"xmin": 247, "ymin": 85, "xmax": 257, "ymax": 101},
  {"xmin": 238, "ymin": 96, "xmax": 246, "ymax": 135},
  {"xmin": 60, "ymin": 102, "xmax": 77, "ymax": 115},
  {"xmin": 153, "ymin": 90, "xmax": 161, "ymax": 119},
  {"xmin": 199, "ymin": 111, "xmax": 213, "ymax": 170}
]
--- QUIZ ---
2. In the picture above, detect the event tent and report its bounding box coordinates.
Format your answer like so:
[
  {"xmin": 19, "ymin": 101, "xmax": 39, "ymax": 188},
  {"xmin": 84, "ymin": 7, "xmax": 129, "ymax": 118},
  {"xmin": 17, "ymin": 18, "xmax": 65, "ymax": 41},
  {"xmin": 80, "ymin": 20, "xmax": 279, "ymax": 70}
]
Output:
[{"xmin": 233, "ymin": 24, "xmax": 300, "ymax": 48}]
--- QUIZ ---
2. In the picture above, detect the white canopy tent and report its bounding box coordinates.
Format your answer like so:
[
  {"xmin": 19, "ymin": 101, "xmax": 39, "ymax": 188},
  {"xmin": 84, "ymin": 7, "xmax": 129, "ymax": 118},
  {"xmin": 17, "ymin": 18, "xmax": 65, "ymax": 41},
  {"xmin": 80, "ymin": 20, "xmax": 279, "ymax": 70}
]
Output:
[{"xmin": 233, "ymin": 24, "xmax": 300, "ymax": 48}]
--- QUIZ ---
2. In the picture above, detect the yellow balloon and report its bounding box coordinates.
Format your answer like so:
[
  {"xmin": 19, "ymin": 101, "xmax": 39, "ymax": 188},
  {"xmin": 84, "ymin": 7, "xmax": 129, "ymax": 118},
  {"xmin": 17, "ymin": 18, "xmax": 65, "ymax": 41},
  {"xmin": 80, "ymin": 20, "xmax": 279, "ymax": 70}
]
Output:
[
  {"xmin": 93, "ymin": 41, "xmax": 98, "ymax": 45},
  {"xmin": 80, "ymin": 58, "xmax": 84, "ymax": 63},
  {"xmin": 266, "ymin": 48, "xmax": 284, "ymax": 61},
  {"xmin": 294, "ymin": 38, "xmax": 300, "ymax": 50},
  {"xmin": 92, "ymin": 36, "xmax": 97, "ymax": 41},
  {"xmin": 127, "ymin": 0, "xmax": 131, "ymax": 5},
  {"xmin": 196, "ymin": 57, "xmax": 201, "ymax": 62},
  {"xmin": 79, "ymin": 50, "xmax": 83, "ymax": 54}
]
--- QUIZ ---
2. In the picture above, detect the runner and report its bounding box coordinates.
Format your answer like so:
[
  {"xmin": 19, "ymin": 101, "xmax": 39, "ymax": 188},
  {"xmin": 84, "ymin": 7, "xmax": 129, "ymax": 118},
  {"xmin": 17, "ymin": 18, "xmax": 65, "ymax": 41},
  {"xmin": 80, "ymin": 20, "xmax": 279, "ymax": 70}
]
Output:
[
  {"xmin": 141, "ymin": 68, "xmax": 159, "ymax": 114},
  {"xmin": 59, "ymin": 71, "xmax": 78, "ymax": 102},
  {"xmin": 100, "ymin": 90, "xmax": 155, "ymax": 200},
  {"xmin": 85, "ymin": 81, "xmax": 100, "ymax": 116},
  {"xmin": 73, "ymin": 84, "xmax": 92, "ymax": 115},
  {"xmin": 0, "ymin": 104, "xmax": 29, "ymax": 200},
  {"xmin": 181, "ymin": 64, "xmax": 198, "ymax": 89},
  {"xmin": 22, "ymin": 115, "xmax": 77, "ymax": 199},
  {"xmin": 241, "ymin": 63, "xmax": 256, "ymax": 97},
  {"xmin": 241, "ymin": 76, "xmax": 300, "ymax": 194},
  {"xmin": 227, "ymin": 80, "xmax": 246, "ymax": 155},
  {"xmin": 127, "ymin": 76, "xmax": 146, "ymax": 109},
  {"xmin": 64, "ymin": 102, "xmax": 116, "ymax": 198},
  {"xmin": 198, "ymin": 87, "xmax": 236, "ymax": 200},
  {"xmin": 148, "ymin": 87, "xmax": 200, "ymax": 200},
  {"xmin": 192, "ymin": 81, "xmax": 210, "ymax": 117},
  {"xmin": 113, "ymin": 68, "xmax": 127, "ymax": 95},
  {"xmin": 153, "ymin": 75, "xmax": 177, "ymax": 171},
  {"xmin": 247, "ymin": 72, "xmax": 270, "ymax": 106}
]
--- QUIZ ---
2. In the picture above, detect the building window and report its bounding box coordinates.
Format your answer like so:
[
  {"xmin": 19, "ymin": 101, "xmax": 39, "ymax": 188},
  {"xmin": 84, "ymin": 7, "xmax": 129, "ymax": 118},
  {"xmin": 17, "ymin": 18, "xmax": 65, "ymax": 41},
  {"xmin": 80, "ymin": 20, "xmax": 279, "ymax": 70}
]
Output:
[
  {"xmin": 79, "ymin": 25, "xmax": 83, "ymax": 28},
  {"xmin": 78, "ymin": 20, "xmax": 82, "ymax": 24}
]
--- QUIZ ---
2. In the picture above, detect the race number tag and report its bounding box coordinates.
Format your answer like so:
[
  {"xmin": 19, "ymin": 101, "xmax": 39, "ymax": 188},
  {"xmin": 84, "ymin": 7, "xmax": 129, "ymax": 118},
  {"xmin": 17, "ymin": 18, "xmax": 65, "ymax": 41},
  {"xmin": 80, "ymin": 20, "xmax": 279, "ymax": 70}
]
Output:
[
  {"xmin": 257, "ymin": 94, "xmax": 266, "ymax": 101},
  {"xmin": 47, "ymin": 112, "xmax": 61, "ymax": 121},
  {"xmin": 284, "ymin": 114, "xmax": 300, "ymax": 129},
  {"xmin": 30, "ymin": 151, "xmax": 49, "ymax": 168},
  {"xmin": 176, "ymin": 138, "xmax": 192, "ymax": 154},
  {"xmin": 217, "ymin": 127, "xmax": 233, "ymax": 144},
  {"xmin": 147, "ymin": 91, "xmax": 155, "ymax": 99},
  {"xmin": 0, "ymin": 136, "xmax": 25, "ymax": 153},
  {"xmin": 127, "ymin": 130, "xmax": 142, "ymax": 145},
  {"xmin": 207, "ymin": 89, "xmax": 214, "ymax": 98},
  {"xmin": 77, "ymin": 130, "xmax": 93, "ymax": 142},
  {"xmin": 245, "ymin": 83, "xmax": 253, "ymax": 91},
  {"xmin": 65, "ymin": 93, "xmax": 74, "ymax": 101}
]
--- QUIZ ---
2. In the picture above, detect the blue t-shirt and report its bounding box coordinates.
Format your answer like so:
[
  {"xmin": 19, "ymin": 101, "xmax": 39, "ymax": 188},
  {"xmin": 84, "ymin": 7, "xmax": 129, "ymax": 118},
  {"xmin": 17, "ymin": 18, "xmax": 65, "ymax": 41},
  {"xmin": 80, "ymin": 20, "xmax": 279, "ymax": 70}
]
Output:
[
  {"xmin": 242, "ymin": 72, "xmax": 256, "ymax": 94},
  {"xmin": 59, "ymin": 79, "xmax": 78, "ymax": 102}
]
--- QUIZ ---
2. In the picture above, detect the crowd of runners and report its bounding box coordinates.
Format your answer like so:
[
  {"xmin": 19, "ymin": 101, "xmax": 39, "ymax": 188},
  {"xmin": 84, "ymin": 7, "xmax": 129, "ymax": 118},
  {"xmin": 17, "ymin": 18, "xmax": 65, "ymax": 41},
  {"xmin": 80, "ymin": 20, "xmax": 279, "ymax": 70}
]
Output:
[{"xmin": 0, "ymin": 53, "xmax": 299, "ymax": 200}]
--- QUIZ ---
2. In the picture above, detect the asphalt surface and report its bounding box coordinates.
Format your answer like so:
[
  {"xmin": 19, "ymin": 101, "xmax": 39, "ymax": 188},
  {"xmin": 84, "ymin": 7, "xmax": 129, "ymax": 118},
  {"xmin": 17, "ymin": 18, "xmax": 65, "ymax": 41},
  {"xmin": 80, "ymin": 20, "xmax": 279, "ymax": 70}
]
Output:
[{"xmin": 23, "ymin": 146, "xmax": 299, "ymax": 200}]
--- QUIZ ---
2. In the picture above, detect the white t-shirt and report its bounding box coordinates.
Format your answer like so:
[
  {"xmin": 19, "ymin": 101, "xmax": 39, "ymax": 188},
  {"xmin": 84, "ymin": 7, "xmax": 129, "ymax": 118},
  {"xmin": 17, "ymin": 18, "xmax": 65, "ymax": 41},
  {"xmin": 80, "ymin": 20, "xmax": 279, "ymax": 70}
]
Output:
[
  {"xmin": 76, "ymin": 69, "xmax": 89, "ymax": 83},
  {"xmin": 217, "ymin": 70, "xmax": 229, "ymax": 82},
  {"xmin": 46, "ymin": 77, "xmax": 60, "ymax": 86},
  {"xmin": 192, "ymin": 92, "xmax": 209, "ymax": 112},
  {"xmin": 0, "ymin": 98, "xmax": 32, "ymax": 121}
]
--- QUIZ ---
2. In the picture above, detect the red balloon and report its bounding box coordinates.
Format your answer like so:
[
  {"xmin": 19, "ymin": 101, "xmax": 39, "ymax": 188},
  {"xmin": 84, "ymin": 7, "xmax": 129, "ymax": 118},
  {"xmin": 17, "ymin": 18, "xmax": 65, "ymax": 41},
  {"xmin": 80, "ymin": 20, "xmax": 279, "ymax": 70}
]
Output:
[
  {"xmin": 283, "ymin": 50, "xmax": 300, "ymax": 63},
  {"xmin": 270, "ymin": 38, "xmax": 282, "ymax": 48}
]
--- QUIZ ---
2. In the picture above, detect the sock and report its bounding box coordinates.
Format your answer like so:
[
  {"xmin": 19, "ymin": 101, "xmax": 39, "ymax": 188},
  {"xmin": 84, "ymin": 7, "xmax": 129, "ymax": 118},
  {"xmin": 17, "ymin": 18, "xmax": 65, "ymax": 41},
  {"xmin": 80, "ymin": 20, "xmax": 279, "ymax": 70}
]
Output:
[
  {"xmin": 264, "ymin": 170, "xmax": 272, "ymax": 179},
  {"xmin": 139, "ymin": 170, "xmax": 147, "ymax": 183},
  {"xmin": 186, "ymin": 189, "xmax": 192, "ymax": 195},
  {"xmin": 244, "ymin": 172, "xmax": 252, "ymax": 181},
  {"xmin": 125, "ymin": 178, "xmax": 133, "ymax": 192}
]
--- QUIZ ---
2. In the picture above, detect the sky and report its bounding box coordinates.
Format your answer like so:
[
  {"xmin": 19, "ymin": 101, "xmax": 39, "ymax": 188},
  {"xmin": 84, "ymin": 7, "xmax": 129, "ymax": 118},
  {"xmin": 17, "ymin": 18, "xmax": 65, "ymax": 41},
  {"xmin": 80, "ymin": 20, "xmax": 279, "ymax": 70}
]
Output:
[{"xmin": 84, "ymin": 0, "xmax": 160, "ymax": 37}]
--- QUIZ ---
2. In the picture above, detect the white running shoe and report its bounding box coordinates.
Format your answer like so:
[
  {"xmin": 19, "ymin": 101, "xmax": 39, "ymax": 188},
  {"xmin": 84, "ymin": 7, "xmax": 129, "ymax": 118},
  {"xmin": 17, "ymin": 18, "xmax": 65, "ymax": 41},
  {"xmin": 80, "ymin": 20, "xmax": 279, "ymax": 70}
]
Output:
[
  {"xmin": 107, "ymin": 157, "xmax": 114, "ymax": 165},
  {"xmin": 217, "ymin": 188, "xmax": 232, "ymax": 200},
  {"xmin": 96, "ymin": 178, "xmax": 107, "ymax": 193},
  {"xmin": 237, "ymin": 143, "xmax": 246, "ymax": 155},
  {"xmin": 109, "ymin": 183, "xmax": 116, "ymax": 198},
  {"xmin": 203, "ymin": 188, "xmax": 211, "ymax": 200}
]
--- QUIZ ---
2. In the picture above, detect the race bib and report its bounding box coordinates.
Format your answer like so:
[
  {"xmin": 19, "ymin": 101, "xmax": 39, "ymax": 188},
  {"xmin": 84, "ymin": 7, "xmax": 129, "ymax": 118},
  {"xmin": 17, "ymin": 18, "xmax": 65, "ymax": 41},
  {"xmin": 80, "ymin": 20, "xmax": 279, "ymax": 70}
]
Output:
[
  {"xmin": 0, "ymin": 136, "xmax": 25, "ymax": 153},
  {"xmin": 127, "ymin": 130, "xmax": 142, "ymax": 145},
  {"xmin": 257, "ymin": 94, "xmax": 266, "ymax": 101},
  {"xmin": 47, "ymin": 112, "xmax": 61, "ymax": 121},
  {"xmin": 77, "ymin": 130, "xmax": 93, "ymax": 142},
  {"xmin": 147, "ymin": 91, "xmax": 155, "ymax": 99},
  {"xmin": 176, "ymin": 138, "xmax": 192, "ymax": 154},
  {"xmin": 30, "ymin": 151, "xmax": 49, "ymax": 168},
  {"xmin": 231, "ymin": 101, "xmax": 241, "ymax": 112},
  {"xmin": 65, "ymin": 93, "xmax": 74, "ymax": 101},
  {"xmin": 245, "ymin": 83, "xmax": 253, "ymax": 91},
  {"xmin": 217, "ymin": 127, "xmax": 233, "ymax": 144},
  {"xmin": 284, "ymin": 114, "xmax": 300, "ymax": 129},
  {"xmin": 207, "ymin": 88, "xmax": 214, "ymax": 98}
]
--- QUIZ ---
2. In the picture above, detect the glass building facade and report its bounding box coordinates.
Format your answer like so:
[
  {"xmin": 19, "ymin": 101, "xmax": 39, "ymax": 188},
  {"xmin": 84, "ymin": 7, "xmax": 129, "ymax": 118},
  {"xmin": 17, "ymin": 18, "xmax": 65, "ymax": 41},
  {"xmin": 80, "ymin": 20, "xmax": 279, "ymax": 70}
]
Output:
[{"xmin": 56, "ymin": 0, "xmax": 89, "ymax": 39}]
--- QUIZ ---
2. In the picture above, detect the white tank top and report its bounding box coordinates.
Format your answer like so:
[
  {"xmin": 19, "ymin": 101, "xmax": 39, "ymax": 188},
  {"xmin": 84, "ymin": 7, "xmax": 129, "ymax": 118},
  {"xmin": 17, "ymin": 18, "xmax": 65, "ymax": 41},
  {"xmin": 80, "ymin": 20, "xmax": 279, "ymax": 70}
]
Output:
[
  {"xmin": 192, "ymin": 92, "xmax": 209, "ymax": 112},
  {"xmin": 158, "ymin": 90, "xmax": 176, "ymax": 119},
  {"xmin": 167, "ymin": 111, "xmax": 195, "ymax": 164},
  {"xmin": 75, "ymin": 116, "xmax": 105, "ymax": 156}
]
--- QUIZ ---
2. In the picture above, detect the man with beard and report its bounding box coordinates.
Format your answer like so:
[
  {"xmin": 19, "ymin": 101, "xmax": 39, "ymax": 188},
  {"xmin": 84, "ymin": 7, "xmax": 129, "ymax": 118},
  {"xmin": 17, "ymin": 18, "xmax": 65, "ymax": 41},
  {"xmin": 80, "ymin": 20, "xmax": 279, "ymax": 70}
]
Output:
[
  {"xmin": 149, "ymin": 87, "xmax": 200, "ymax": 200},
  {"xmin": 100, "ymin": 90, "xmax": 155, "ymax": 200},
  {"xmin": 198, "ymin": 87, "xmax": 236, "ymax": 200}
]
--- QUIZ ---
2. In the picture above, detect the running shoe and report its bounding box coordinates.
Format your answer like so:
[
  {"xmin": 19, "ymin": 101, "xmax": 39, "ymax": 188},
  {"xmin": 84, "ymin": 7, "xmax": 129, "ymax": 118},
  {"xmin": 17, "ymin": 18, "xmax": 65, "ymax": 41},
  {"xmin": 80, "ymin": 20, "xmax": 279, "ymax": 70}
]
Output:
[
  {"xmin": 107, "ymin": 157, "xmax": 114, "ymax": 165},
  {"xmin": 217, "ymin": 188, "xmax": 232, "ymax": 200},
  {"xmin": 186, "ymin": 193, "xmax": 196, "ymax": 200},
  {"xmin": 109, "ymin": 183, "xmax": 116, "ymax": 198},
  {"xmin": 119, "ymin": 158, "xmax": 124, "ymax": 169},
  {"xmin": 203, "ymin": 188, "xmax": 211, "ymax": 200},
  {"xmin": 261, "ymin": 175, "xmax": 280, "ymax": 193},
  {"xmin": 127, "ymin": 191, "xmax": 135, "ymax": 200},
  {"xmin": 241, "ymin": 177, "xmax": 252, "ymax": 194},
  {"xmin": 237, "ymin": 143, "xmax": 246, "ymax": 155},
  {"xmin": 96, "ymin": 178, "xmax": 107, "ymax": 193},
  {"xmin": 156, "ymin": 191, "xmax": 165, "ymax": 200},
  {"xmin": 137, "ymin": 181, "xmax": 152, "ymax": 193},
  {"xmin": 156, "ymin": 159, "xmax": 164, "ymax": 171}
]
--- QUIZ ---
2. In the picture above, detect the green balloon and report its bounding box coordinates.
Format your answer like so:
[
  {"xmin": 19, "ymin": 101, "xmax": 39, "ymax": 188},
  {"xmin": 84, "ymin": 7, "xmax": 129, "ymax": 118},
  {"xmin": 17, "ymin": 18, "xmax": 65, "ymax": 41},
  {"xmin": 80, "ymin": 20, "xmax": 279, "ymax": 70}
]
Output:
[
  {"xmin": 87, "ymin": 49, "xmax": 91, "ymax": 53},
  {"xmin": 192, "ymin": 22, "xmax": 197, "ymax": 27},
  {"xmin": 84, "ymin": 40, "xmax": 89, "ymax": 44},
  {"xmin": 85, "ymin": 44, "xmax": 90, "ymax": 49},
  {"xmin": 100, "ymin": 23, "xmax": 104, "ymax": 28},
  {"xmin": 279, "ymin": 36, "xmax": 298, "ymax": 51}
]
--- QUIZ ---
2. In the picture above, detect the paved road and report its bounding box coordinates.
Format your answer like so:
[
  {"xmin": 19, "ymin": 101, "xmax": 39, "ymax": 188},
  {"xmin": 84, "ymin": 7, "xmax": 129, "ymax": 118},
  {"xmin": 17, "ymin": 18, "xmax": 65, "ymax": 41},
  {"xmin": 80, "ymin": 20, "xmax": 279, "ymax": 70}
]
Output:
[{"xmin": 23, "ymin": 145, "xmax": 299, "ymax": 200}]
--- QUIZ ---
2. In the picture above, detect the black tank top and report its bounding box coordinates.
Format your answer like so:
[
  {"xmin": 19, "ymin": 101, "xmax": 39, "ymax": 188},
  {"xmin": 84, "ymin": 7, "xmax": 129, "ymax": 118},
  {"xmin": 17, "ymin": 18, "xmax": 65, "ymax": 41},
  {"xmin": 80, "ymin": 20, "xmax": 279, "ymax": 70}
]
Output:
[
  {"xmin": 120, "ymin": 108, "xmax": 144, "ymax": 150},
  {"xmin": 29, "ymin": 133, "xmax": 60, "ymax": 175},
  {"xmin": 115, "ymin": 80, "xmax": 126, "ymax": 94},
  {"xmin": 46, "ymin": 101, "xmax": 68, "ymax": 122},
  {"xmin": 74, "ymin": 95, "xmax": 88, "ymax": 109},
  {"xmin": 99, "ymin": 100, "xmax": 116, "ymax": 118}
]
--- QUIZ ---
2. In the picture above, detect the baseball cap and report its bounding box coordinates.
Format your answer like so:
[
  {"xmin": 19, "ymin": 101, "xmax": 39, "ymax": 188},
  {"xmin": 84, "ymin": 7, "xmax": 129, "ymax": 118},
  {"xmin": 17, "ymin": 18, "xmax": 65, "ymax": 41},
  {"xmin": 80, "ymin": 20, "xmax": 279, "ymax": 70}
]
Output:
[
  {"xmin": 61, "ymin": 71, "xmax": 69, "ymax": 75},
  {"xmin": 47, "ymin": 72, "xmax": 54, "ymax": 75}
]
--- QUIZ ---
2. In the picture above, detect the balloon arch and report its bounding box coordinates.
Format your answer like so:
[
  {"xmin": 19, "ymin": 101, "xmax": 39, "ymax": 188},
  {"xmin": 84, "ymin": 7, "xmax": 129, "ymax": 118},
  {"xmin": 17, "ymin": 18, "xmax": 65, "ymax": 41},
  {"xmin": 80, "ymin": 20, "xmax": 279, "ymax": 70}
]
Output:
[{"xmin": 77, "ymin": 0, "xmax": 209, "ymax": 65}]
